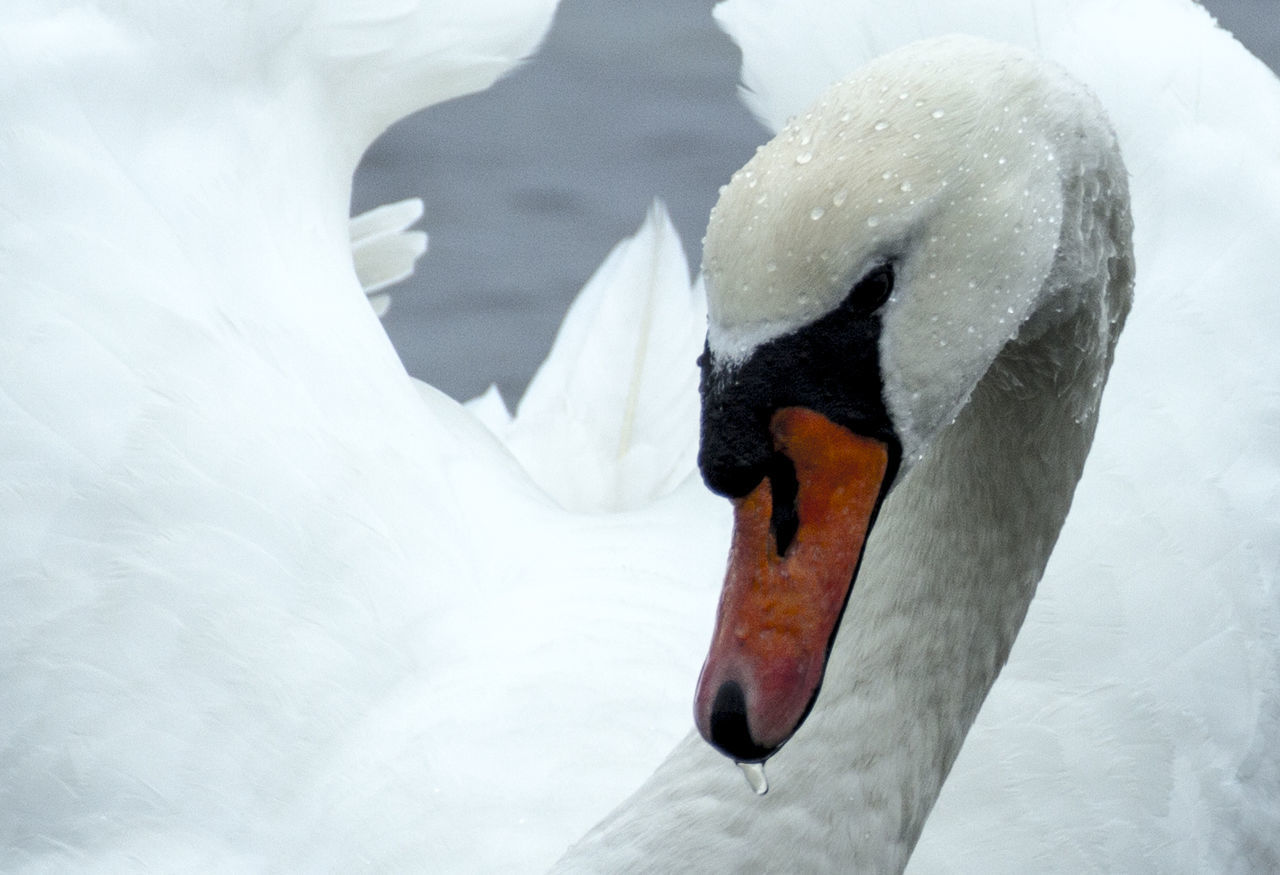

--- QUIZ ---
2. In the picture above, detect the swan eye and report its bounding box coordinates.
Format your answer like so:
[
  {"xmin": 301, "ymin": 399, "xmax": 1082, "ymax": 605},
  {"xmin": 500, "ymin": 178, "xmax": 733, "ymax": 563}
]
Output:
[{"xmin": 848, "ymin": 262, "xmax": 895, "ymax": 312}]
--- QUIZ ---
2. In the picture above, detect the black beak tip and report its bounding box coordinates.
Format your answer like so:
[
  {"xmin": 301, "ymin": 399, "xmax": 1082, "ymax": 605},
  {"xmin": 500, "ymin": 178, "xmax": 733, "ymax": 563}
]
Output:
[{"xmin": 708, "ymin": 680, "xmax": 776, "ymax": 763}]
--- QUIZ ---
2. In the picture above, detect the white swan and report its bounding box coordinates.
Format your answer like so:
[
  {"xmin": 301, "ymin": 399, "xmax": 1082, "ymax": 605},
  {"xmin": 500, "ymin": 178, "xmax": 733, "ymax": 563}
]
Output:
[
  {"xmin": 4, "ymin": 0, "xmax": 1278, "ymax": 872},
  {"xmin": 560, "ymin": 1, "xmax": 1280, "ymax": 871}
]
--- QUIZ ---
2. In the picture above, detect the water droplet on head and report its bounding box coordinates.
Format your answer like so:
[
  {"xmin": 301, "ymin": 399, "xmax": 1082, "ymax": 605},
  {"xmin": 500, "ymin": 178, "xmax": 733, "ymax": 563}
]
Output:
[
  {"xmin": 766, "ymin": 260, "xmax": 777, "ymax": 273},
  {"xmin": 810, "ymin": 206, "xmax": 825, "ymax": 221},
  {"xmin": 931, "ymin": 109, "xmax": 945, "ymax": 119},
  {"xmin": 899, "ymin": 180, "xmax": 913, "ymax": 193},
  {"xmin": 873, "ymin": 120, "xmax": 890, "ymax": 132},
  {"xmin": 737, "ymin": 761, "xmax": 769, "ymax": 795},
  {"xmin": 796, "ymin": 150, "xmax": 813, "ymax": 165},
  {"xmin": 866, "ymin": 215, "xmax": 881, "ymax": 228}
]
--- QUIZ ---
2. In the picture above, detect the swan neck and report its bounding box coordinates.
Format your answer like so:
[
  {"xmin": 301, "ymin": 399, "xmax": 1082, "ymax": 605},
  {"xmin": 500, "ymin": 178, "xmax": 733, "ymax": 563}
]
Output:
[
  {"xmin": 557, "ymin": 296, "xmax": 1124, "ymax": 873},
  {"xmin": 807, "ymin": 261, "xmax": 1128, "ymax": 865},
  {"xmin": 817, "ymin": 157, "xmax": 1136, "ymax": 865}
]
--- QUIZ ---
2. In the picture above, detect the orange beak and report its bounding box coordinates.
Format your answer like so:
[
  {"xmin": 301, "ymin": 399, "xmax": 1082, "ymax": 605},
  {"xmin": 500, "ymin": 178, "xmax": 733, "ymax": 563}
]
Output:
[{"xmin": 694, "ymin": 406, "xmax": 890, "ymax": 761}]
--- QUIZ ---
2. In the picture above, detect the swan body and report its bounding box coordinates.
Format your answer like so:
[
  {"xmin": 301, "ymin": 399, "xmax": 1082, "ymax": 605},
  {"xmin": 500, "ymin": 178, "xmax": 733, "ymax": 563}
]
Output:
[{"xmin": 0, "ymin": 3, "xmax": 730, "ymax": 870}]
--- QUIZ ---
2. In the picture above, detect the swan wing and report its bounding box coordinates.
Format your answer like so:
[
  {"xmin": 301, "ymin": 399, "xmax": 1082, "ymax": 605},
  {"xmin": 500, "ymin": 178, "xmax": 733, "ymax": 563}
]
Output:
[
  {"xmin": 493, "ymin": 201, "xmax": 706, "ymax": 511},
  {"xmin": 350, "ymin": 198, "xmax": 428, "ymax": 313},
  {"xmin": 0, "ymin": 1, "xmax": 728, "ymax": 869}
]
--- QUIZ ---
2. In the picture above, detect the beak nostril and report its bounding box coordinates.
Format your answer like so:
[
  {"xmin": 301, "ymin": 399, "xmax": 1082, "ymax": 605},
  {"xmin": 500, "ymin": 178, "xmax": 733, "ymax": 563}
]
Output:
[{"xmin": 767, "ymin": 452, "xmax": 800, "ymax": 557}]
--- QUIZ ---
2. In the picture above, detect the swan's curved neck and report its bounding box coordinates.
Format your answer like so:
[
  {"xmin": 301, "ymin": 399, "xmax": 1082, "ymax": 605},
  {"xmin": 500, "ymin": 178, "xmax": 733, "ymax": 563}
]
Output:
[
  {"xmin": 807, "ymin": 295, "xmax": 1120, "ymax": 866},
  {"xmin": 559, "ymin": 211, "xmax": 1130, "ymax": 872}
]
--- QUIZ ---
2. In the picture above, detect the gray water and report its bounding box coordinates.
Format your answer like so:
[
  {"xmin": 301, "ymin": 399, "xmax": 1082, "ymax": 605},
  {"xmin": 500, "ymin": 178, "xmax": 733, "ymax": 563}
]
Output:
[{"xmin": 353, "ymin": 0, "xmax": 1278, "ymax": 405}]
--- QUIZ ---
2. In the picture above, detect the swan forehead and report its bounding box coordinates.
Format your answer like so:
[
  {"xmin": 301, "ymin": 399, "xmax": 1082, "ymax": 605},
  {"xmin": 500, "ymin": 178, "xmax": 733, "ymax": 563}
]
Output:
[{"xmin": 702, "ymin": 35, "xmax": 1079, "ymax": 361}]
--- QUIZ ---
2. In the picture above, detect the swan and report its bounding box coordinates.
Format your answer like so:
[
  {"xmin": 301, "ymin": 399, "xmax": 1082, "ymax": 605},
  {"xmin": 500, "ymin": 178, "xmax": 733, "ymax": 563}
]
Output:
[
  {"xmin": 558, "ymin": 1, "xmax": 1280, "ymax": 870},
  {"xmin": 3, "ymin": 0, "xmax": 1277, "ymax": 872}
]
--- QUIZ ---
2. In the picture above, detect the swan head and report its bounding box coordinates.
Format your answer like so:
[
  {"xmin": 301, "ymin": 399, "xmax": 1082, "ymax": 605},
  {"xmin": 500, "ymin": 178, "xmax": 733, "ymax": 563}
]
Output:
[{"xmin": 693, "ymin": 35, "xmax": 1129, "ymax": 763}]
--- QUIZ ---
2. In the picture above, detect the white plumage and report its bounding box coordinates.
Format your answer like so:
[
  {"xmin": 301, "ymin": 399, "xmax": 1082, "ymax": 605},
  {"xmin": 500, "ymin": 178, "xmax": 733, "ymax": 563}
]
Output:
[
  {"xmin": 2, "ymin": 0, "xmax": 1277, "ymax": 872},
  {"xmin": 1, "ymin": 2, "xmax": 723, "ymax": 870}
]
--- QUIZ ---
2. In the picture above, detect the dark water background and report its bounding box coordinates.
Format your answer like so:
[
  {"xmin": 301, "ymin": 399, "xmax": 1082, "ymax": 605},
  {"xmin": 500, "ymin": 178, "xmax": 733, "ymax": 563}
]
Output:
[{"xmin": 352, "ymin": 0, "xmax": 1279, "ymax": 406}]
